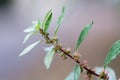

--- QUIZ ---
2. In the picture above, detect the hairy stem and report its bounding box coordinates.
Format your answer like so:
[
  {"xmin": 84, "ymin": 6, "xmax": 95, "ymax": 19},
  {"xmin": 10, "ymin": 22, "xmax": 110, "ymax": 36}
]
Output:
[
  {"xmin": 60, "ymin": 48, "xmax": 100, "ymax": 77},
  {"xmin": 39, "ymin": 29, "xmax": 108, "ymax": 80}
]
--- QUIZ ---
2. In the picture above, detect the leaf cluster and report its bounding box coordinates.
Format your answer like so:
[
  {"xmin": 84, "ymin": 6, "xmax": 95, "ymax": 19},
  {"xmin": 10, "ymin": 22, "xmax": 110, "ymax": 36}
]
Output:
[{"xmin": 20, "ymin": 6, "xmax": 120, "ymax": 80}]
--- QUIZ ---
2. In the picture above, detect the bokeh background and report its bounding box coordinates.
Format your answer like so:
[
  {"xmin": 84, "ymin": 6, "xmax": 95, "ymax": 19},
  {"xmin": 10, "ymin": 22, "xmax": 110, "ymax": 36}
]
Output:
[{"xmin": 0, "ymin": 0, "xmax": 120, "ymax": 80}]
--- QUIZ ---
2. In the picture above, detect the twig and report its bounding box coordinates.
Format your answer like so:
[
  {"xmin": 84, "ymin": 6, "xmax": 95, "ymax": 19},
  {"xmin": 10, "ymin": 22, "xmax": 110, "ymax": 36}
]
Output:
[{"xmin": 39, "ymin": 29, "xmax": 107, "ymax": 79}]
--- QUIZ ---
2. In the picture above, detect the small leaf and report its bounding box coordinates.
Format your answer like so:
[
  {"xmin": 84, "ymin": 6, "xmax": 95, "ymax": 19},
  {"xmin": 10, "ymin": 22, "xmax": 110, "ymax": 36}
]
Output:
[
  {"xmin": 24, "ymin": 19, "xmax": 41, "ymax": 33},
  {"xmin": 23, "ymin": 32, "xmax": 33, "ymax": 44},
  {"xmin": 19, "ymin": 41, "xmax": 41, "ymax": 56},
  {"xmin": 95, "ymin": 67, "xmax": 117, "ymax": 80},
  {"xmin": 65, "ymin": 64, "xmax": 81, "ymax": 80},
  {"xmin": 44, "ymin": 46, "xmax": 55, "ymax": 69},
  {"xmin": 42, "ymin": 10, "xmax": 52, "ymax": 32},
  {"xmin": 54, "ymin": 6, "xmax": 65, "ymax": 35},
  {"xmin": 104, "ymin": 40, "xmax": 120, "ymax": 68},
  {"xmin": 24, "ymin": 27, "xmax": 36, "ymax": 33},
  {"xmin": 75, "ymin": 22, "xmax": 93, "ymax": 50},
  {"xmin": 35, "ymin": 19, "xmax": 41, "ymax": 31}
]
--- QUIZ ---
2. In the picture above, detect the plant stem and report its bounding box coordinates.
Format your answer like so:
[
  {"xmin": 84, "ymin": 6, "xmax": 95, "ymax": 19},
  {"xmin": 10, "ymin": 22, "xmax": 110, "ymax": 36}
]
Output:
[
  {"xmin": 60, "ymin": 48, "xmax": 100, "ymax": 77},
  {"xmin": 39, "ymin": 29, "xmax": 107, "ymax": 79}
]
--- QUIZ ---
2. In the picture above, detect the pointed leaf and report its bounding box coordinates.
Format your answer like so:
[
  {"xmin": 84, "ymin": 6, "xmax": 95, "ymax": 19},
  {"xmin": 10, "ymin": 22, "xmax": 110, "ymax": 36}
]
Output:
[
  {"xmin": 35, "ymin": 19, "xmax": 41, "ymax": 31},
  {"xmin": 32, "ymin": 19, "xmax": 40, "ymax": 26},
  {"xmin": 54, "ymin": 6, "xmax": 65, "ymax": 35},
  {"xmin": 95, "ymin": 67, "xmax": 117, "ymax": 80},
  {"xmin": 23, "ymin": 32, "xmax": 34, "ymax": 44},
  {"xmin": 24, "ymin": 19, "xmax": 41, "ymax": 33},
  {"xmin": 104, "ymin": 40, "xmax": 120, "ymax": 68},
  {"xmin": 42, "ymin": 10, "xmax": 52, "ymax": 32},
  {"xmin": 19, "ymin": 41, "xmax": 41, "ymax": 56},
  {"xmin": 75, "ymin": 22, "xmax": 93, "ymax": 50},
  {"xmin": 32, "ymin": 21, "xmax": 38, "ymax": 25},
  {"xmin": 65, "ymin": 65, "xmax": 81, "ymax": 80},
  {"xmin": 44, "ymin": 46, "xmax": 55, "ymax": 69},
  {"xmin": 24, "ymin": 27, "xmax": 36, "ymax": 33}
]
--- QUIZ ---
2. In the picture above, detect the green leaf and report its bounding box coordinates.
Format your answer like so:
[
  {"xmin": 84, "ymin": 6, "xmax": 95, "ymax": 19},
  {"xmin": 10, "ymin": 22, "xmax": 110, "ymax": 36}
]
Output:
[
  {"xmin": 35, "ymin": 19, "xmax": 41, "ymax": 31},
  {"xmin": 54, "ymin": 6, "xmax": 65, "ymax": 35},
  {"xmin": 95, "ymin": 67, "xmax": 117, "ymax": 80},
  {"xmin": 19, "ymin": 41, "xmax": 41, "ymax": 56},
  {"xmin": 42, "ymin": 10, "xmax": 52, "ymax": 32},
  {"xmin": 65, "ymin": 65, "xmax": 81, "ymax": 80},
  {"xmin": 104, "ymin": 40, "xmax": 120, "ymax": 68},
  {"xmin": 44, "ymin": 46, "xmax": 55, "ymax": 69},
  {"xmin": 23, "ymin": 32, "xmax": 34, "ymax": 44},
  {"xmin": 75, "ymin": 22, "xmax": 93, "ymax": 50}
]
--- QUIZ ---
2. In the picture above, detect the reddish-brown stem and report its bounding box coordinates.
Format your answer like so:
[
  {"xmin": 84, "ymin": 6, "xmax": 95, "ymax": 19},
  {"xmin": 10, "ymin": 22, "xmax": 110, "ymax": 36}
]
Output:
[
  {"xmin": 60, "ymin": 48, "xmax": 100, "ymax": 77},
  {"xmin": 39, "ymin": 29, "xmax": 105, "ymax": 79}
]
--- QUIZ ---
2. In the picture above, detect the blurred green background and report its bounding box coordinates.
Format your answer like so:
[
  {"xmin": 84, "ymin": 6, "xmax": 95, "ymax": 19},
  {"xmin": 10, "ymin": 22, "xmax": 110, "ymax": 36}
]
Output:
[{"xmin": 0, "ymin": 0, "xmax": 120, "ymax": 80}]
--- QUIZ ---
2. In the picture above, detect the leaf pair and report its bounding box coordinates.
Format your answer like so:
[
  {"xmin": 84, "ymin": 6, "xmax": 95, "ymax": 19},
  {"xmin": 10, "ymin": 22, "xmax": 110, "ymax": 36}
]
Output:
[
  {"xmin": 42, "ymin": 6, "xmax": 65, "ymax": 35},
  {"xmin": 65, "ymin": 65, "xmax": 81, "ymax": 80},
  {"xmin": 20, "ymin": 10, "xmax": 53, "ymax": 56},
  {"xmin": 43, "ymin": 7, "xmax": 65, "ymax": 69},
  {"xmin": 20, "ymin": 20, "xmax": 41, "ymax": 56},
  {"xmin": 23, "ymin": 20, "xmax": 41, "ymax": 44},
  {"xmin": 20, "ymin": 6, "xmax": 64, "ymax": 57}
]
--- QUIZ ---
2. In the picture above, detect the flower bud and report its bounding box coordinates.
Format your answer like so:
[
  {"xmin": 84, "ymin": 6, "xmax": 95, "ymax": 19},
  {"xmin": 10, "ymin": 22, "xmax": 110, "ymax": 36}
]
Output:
[
  {"xmin": 65, "ymin": 48, "xmax": 71, "ymax": 53},
  {"xmin": 52, "ymin": 36, "xmax": 58, "ymax": 41},
  {"xmin": 73, "ymin": 51, "xmax": 81, "ymax": 61},
  {"xmin": 99, "ymin": 70, "xmax": 108, "ymax": 79},
  {"xmin": 55, "ymin": 43, "xmax": 62, "ymax": 49},
  {"xmin": 81, "ymin": 60, "xmax": 88, "ymax": 67},
  {"xmin": 60, "ymin": 53, "xmax": 67, "ymax": 60}
]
